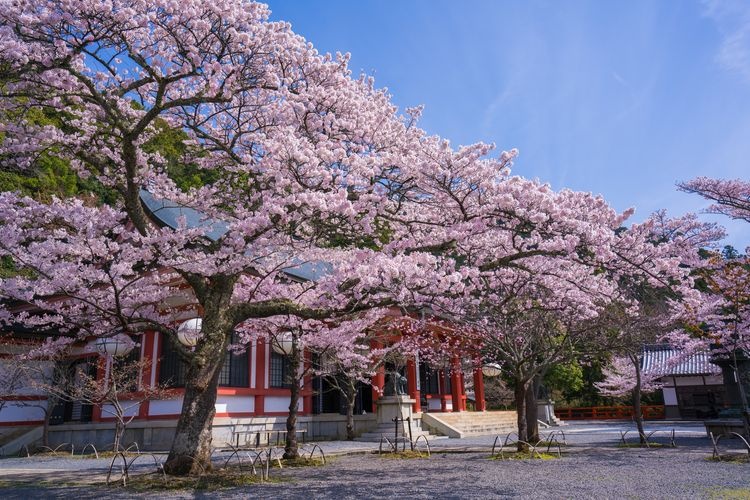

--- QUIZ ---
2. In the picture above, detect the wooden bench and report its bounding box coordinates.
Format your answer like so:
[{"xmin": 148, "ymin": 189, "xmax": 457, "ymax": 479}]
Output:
[
  {"xmin": 229, "ymin": 424, "xmax": 308, "ymax": 448},
  {"xmin": 230, "ymin": 424, "xmax": 265, "ymax": 449},
  {"xmin": 266, "ymin": 428, "xmax": 307, "ymax": 446}
]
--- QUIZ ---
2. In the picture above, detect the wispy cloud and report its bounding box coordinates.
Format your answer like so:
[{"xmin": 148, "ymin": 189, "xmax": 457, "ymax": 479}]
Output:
[{"xmin": 702, "ymin": 0, "xmax": 750, "ymax": 82}]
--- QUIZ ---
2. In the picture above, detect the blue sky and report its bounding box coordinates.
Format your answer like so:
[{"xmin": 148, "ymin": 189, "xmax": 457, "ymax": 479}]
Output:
[{"xmin": 269, "ymin": 0, "xmax": 750, "ymax": 249}]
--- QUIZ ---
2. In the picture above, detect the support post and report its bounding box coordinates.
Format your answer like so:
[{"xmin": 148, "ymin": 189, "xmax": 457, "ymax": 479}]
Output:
[
  {"xmin": 451, "ymin": 357, "xmax": 462, "ymax": 412},
  {"xmin": 406, "ymin": 358, "xmax": 420, "ymax": 412},
  {"xmin": 473, "ymin": 364, "xmax": 486, "ymax": 411}
]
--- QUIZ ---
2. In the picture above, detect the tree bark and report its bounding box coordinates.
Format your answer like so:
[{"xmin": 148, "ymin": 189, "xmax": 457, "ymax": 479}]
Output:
[
  {"xmin": 630, "ymin": 354, "xmax": 646, "ymax": 444},
  {"xmin": 162, "ymin": 278, "xmax": 236, "ymax": 475},
  {"xmin": 514, "ymin": 377, "xmax": 529, "ymax": 452},
  {"xmin": 284, "ymin": 334, "xmax": 302, "ymax": 460},
  {"xmin": 344, "ymin": 380, "xmax": 357, "ymax": 440},
  {"xmin": 163, "ymin": 359, "xmax": 224, "ymax": 474},
  {"xmin": 113, "ymin": 419, "xmax": 124, "ymax": 452},
  {"xmin": 525, "ymin": 375, "xmax": 540, "ymax": 443}
]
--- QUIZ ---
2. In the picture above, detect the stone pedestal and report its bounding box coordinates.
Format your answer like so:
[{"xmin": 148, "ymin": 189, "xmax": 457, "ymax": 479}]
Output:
[
  {"xmin": 377, "ymin": 396, "xmax": 416, "ymax": 433},
  {"xmin": 537, "ymin": 399, "xmax": 560, "ymax": 426},
  {"xmin": 356, "ymin": 395, "xmax": 429, "ymax": 442}
]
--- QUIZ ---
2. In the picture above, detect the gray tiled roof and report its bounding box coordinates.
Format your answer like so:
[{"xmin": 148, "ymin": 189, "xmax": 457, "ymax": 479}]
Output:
[
  {"xmin": 641, "ymin": 344, "xmax": 719, "ymax": 376},
  {"xmin": 139, "ymin": 190, "xmax": 330, "ymax": 282}
]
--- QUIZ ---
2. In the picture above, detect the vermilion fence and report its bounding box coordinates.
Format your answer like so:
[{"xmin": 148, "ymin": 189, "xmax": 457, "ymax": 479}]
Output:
[{"xmin": 554, "ymin": 405, "xmax": 665, "ymax": 420}]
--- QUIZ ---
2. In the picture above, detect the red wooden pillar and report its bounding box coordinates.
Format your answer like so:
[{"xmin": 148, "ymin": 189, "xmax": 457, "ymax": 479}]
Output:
[
  {"xmin": 254, "ymin": 340, "xmax": 266, "ymax": 415},
  {"xmin": 450, "ymin": 357, "xmax": 463, "ymax": 412},
  {"xmin": 406, "ymin": 358, "xmax": 420, "ymax": 412},
  {"xmin": 473, "ymin": 365, "xmax": 486, "ymax": 411},
  {"xmin": 370, "ymin": 338, "xmax": 385, "ymax": 413},
  {"xmin": 138, "ymin": 331, "xmax": 155, "ymax": 419},
  {"xmin": 372, "ymin": 365, "xmax": 385, "ymax": 413}
]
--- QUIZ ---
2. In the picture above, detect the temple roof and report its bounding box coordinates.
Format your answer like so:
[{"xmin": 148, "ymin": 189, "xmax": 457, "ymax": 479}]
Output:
[
  {"xmin": 641, "ymin": 344, "xmax": 719, "ymax": 377},
  {"xmin": 138, "ymin": 189, "xmax": 331, "ymax": 282}
]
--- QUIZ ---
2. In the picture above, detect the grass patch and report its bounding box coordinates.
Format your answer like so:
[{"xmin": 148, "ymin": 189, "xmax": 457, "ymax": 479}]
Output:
[
  {"xmin": 278, "ymin": 456, "xmax": 327, "ymax": 467},
  {"xmin": 79, "ymin": 451, "xmax": 141, "ymax": 459},
  {"xmin": 707, "ymin": 487, "xmax": 750, "ymax": 499},
  {"xmin": 707, "ymin": 454, "xmax": 750, "ymax": 464},
  {"xmin": 490, "ymin": 451, "xmax": 559, "ymax": 460},
  {"xmin": 534, "ymin": 440, "xmax": 567, "ymax": 448},
  {"xmin": 378, "ymin": 450, "xmax": 429, "ymax": 459},
  {"xmin": 126, "ymin": 469, "xmax": 282, "ymax": 492},
  {"xmin": 618, "ymin": 442, "xmax": 668, "ymax": 449}
]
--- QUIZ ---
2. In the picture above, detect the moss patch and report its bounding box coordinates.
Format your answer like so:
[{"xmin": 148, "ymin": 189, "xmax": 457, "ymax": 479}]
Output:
[
  {"xmin": 706, "ymin": 455, "xmax": 750, "ymax": 464},
  {"xmin": 125, "ymin": 469, "xmax": 282, "ymax": 491},
  {"xmin": 278, "ymin": 456, "xmax": 327, "ymax": 468},
  {"xmin": 490, "ymin": 451, "xmax": 559, "ymax": 460},
  {"xmin": 378, "ymin": 450, "xmax": 429, "ymax": 459},
  {"xmin": 707, "ymin": 487, "xmax": 750, "ymax": 499},
  {"xmin": 618, "ymin": 442, "xmax": 668, "ymax": 449}
]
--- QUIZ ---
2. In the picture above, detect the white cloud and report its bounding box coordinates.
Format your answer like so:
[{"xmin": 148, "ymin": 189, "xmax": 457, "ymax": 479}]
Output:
[{"xmin": 702, "ymin": 0, "xmax": 750, "ymax": 82}]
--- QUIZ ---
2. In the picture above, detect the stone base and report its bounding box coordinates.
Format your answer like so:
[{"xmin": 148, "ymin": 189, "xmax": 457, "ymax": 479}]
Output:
[
  {"xmin": 376, "ymin": 396, "xmax": 416, "ymax": 428},
  {"xmin": 356, "ymin": 396, "xmax": 433, "ymax": 442}
]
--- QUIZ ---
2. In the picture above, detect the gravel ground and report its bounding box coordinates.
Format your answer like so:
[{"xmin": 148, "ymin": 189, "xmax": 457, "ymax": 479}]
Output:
[{"xmin": 0, "ymin": 422, "xmax": 747, "ymax": 499}]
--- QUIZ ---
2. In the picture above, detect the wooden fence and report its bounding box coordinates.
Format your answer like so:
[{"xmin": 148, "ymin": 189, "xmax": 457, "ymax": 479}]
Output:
[{"xmin": 554, "ymin": 405, "xmax": 665, "ymax": 420}]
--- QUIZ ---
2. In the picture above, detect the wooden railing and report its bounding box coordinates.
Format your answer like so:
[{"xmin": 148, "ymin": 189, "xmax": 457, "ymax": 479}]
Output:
[{"xmin": 554, "ymin": 405, "xmax": 665, "ymax": 421}]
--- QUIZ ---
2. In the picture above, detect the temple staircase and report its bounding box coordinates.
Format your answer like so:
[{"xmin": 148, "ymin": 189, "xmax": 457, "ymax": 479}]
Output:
[
  {"xmin": 421, "ymin": 410, "xmax": 517, "ymax": 438},
  {"xmin": 0, "ymin": 426, "xmax": 43, "ymax": 456},
  {"xmin": 355, "ymin": 414, "xmax": 444, "ymax": 443}
]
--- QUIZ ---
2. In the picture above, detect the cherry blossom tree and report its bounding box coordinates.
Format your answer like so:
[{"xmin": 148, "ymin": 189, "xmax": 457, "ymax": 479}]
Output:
[
  {"xmin": 595, "ymin": 355, "xmax": 663, "ymax": 397},
  {"xmin": 679, "ymin": 176, "xmax": 750, "ymax": 434},
  {"xmin": 1, "ymin": 0, "xmax": 726, "ymax": 476},
  {"xmin": 679, "ymin": 177, "xmax": 750, "ymax": 224},
  {"xmin": 239, "ymin": 310, "xmax": 387, "ymax": 458},
  {"xmin": 0, "ymin": 0, "xmax": 460, "ymax": 474},
  {"xmin": 594, "ymin": 212, "xmax": 723, "ymax": 442}
]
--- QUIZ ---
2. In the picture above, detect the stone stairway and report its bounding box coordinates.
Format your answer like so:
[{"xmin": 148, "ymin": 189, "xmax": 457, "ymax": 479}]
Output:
[
  {"xmin": 0, "ymin": 426, "xmax": 43, "ymax": 456},
  {"xmin": 355, "ymin": 413, "xmax": 445, "ymax": 443},
  {"xmin": 421, "ymin": 410, "xmax": 517, "ymax": 438}
]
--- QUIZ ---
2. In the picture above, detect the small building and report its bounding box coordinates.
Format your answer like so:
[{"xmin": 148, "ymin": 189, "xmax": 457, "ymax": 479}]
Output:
[{"xmin": 642, "ymin": 345, "xmax": 725, "ymax": 420}]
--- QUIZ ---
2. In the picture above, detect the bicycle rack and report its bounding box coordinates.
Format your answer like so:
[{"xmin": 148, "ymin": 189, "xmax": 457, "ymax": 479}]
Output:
[
  {"xmin": 710, "ymin": 432, "xmax": 750, "ymax": 460},
  {"xmin": 412, "ymin": 435, "xmax": 431, "ymax": 457},
  {"xmin": 308, "ymin": 444, "xmax": 327, "ymax": 464},
  {"xmin": 80, "ymin": 443, "xmax": 99, "ymax": 459}
]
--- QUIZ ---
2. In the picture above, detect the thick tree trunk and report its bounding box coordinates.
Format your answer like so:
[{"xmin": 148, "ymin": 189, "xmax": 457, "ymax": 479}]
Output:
[
  {"xmin": 162, "ymin": 279, "xmax": 236, "ymax": 475},
  {"xmin": 525, "ymin": 376, "xmax": 540, "ymax": 443},
  {"xmin": 514, "ymin": 377, "xmax": 529, "ymax": 452},
  {"xmin": 163, "ymin": 363, "xmax": 224, "ymax": 474},
  {"xmin": 163, "ymin": 299, "xmax": 233, "ymax": 475},
  {"xmin": 630, "ymin": 354, "xmax": 646, "ymax": 444},
  {"xmin": 284, "ymin": 335, "xmax": 302, "ymax": 460}
]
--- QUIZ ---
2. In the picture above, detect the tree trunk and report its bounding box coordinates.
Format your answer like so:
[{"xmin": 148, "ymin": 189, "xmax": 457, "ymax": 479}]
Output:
[
  {"xmin": 630, "ymin": 354, "xmax": 646, "ymax": 444},
  {"xmin": 514, "ymin": 377, "xmax": 529, "ymax": 452},
  {"xmin": 731, "ymin": 349, "xmax": 750, "ymax": 439},
  {"xmin": 284, "ymin": 334, "xmax": 302, "ymax": 460},
  {"xmin": 163, "ymin": 280, "xmax": 236, "ymax": 476},
  {"xmin": 163, "ymin": 362, "xmax": 224, "ymax": 474},
  {"xmin": 113, "ymin": 419, "xmax": 124, "ymax": 452},
  {"xmin": 344, "ymin": 381, "xmax": 357, "ymax": 441},
  {"xmin": 525, "ymin": 375, "xmax": 540, "ymax": 443},
  {"xmin": 42, "ymin": 400, "xmax": 54, "ymax": 447},
  {"xmin": 163, "ymin": 314, "xmax": 232, "ymax": 475}
]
